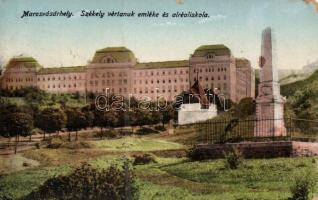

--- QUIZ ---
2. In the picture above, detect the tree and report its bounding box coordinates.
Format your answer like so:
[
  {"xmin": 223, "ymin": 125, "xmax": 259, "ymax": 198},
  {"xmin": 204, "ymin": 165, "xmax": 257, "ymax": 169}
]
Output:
[
  {"xmin": 133, "ymin": 109, "xmax": 151, "ymax": 128},
  {"xmin": 94, "ymin": 110, "xmax": 118, "ymax": 139},
  {"xmin": 35, "ymin": 108, "xmax": 66, "ymax": 139},
  {"xmin": 0, "ymin": 104, "xmax": 34, "ymax": 150},
  {"xmin": 7, "ymin": 112, "xmax": 34, "ymax": 154},
  {"xmin": 65, "ymin": 108, "xmax": 89, "ymax": 141},
  {"xmin": 160, "ymin": 106, "xmax": 176, "ymax": 128},
  {"xmin": 232, "ymin": 97, "xmax": 256, "ymax": 119}
]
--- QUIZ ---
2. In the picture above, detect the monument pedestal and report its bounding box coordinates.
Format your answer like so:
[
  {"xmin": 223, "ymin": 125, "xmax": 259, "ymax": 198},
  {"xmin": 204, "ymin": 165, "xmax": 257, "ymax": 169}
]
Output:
[{"xmin": 254, "ymin": 27, "xmax": 286, "ymax": 137}]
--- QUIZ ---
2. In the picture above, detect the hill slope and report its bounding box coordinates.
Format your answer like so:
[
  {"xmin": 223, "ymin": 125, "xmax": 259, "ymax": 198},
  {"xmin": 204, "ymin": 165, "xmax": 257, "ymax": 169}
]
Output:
[{"xmin": 281, "ymin": 69, "xmax": 318, "ymax": 120}]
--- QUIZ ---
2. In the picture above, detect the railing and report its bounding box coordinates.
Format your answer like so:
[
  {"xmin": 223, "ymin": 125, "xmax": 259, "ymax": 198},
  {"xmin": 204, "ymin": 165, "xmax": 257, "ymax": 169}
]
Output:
[{"xmin": 192, "ymin": 117, "xmax": 318, "ymax": 144}]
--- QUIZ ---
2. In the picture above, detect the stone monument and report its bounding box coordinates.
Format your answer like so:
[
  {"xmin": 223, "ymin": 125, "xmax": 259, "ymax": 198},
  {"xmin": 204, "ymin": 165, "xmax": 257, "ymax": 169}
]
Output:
[{"xmin": 254, "ymin": 27, "xmax": 286, "ymax": 137}]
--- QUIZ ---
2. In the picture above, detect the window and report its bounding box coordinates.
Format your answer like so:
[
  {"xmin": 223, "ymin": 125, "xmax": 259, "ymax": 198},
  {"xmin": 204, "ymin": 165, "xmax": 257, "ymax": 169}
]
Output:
[
  {"xmin": 101, "ymin": 56, "xmax": 115, "ymax": 63},
  {"xmin": 206, "ymin": 53, "xmax": 215, "ymax": 59}
]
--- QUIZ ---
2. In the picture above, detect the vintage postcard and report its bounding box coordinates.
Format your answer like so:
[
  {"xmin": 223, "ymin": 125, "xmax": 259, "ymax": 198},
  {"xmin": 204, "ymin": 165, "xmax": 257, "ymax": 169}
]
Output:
[{"xmin": 0, "ymin": 0, "xmax": 317, "ymax": 199}]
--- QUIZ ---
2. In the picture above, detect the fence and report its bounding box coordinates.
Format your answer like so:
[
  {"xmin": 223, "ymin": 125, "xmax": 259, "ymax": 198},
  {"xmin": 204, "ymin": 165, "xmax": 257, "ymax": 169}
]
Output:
[{"xmin": 192, "ymin": 117, "xmax": 318, "ymax": 144}]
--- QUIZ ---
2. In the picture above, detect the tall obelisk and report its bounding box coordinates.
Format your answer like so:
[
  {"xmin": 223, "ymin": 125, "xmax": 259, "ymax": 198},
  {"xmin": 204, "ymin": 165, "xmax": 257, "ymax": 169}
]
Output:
[{"xmin": 254, "ymin": 27, "xmax": 286, "ymax": 137}]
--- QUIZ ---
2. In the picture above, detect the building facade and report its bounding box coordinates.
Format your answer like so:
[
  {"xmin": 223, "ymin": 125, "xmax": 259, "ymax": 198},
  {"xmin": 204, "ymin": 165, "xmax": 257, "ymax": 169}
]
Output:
[{"xmin": 0, "ymin": 45, "xmax": 254, "ymax": 102}]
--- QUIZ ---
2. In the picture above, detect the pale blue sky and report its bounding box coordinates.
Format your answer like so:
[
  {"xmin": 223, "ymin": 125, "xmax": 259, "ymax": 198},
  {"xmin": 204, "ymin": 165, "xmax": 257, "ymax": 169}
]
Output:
[{"xmin": 0, "ymin": 0, "xmax": 317, "ymax": 69}]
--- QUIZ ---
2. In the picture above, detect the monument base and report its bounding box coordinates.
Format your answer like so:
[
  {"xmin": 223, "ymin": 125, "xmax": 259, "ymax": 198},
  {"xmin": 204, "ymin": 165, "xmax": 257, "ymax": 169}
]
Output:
[{"xmin": 178, "ymin": 103, "xmax": 217, "ymax": 125}]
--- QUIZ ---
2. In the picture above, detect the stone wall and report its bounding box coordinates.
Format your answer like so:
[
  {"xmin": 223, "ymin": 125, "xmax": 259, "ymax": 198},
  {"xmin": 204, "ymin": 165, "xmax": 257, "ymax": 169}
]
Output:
[{"xmin": 194, "ymin": 141, "xmax": 318, "ymax": 159}]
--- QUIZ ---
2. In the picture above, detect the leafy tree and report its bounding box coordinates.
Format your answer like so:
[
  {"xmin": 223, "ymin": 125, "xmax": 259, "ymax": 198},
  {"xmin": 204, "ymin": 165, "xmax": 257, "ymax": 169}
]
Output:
[
  {"xmin": 0, "ymin": 104, "xmax": 34, "ymax": 150},
  {"xmin": 7, "ymin": 111, "xmax": 34, "ymax": 154},
  {"xmin": 94, "ymin": 109, "xmax": 118, "ymax": 139},
  {"xmin": 160, "ymin": 106, "xmax": 176, "ymax": 128},
  {"xmin": 65, "ymin": 108, "xmax": 89, "ymax": 141},
  {"xmin": 232, "ymin": 97, "xmax": 256, "ymax": 119},
  {"xmin": 133, "ymin": 109, "xmax": 151, "ymax": 128},
  {"xmin": 150, "ymin": 110, "xmax": 162, "ymax": 125},
  {"xmin": 35, "ymin": 108, "xmax": 66, "ymax": 139}
]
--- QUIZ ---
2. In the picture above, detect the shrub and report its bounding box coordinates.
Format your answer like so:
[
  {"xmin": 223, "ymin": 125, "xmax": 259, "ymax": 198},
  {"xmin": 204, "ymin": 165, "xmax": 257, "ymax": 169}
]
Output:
[
  {"xmin": 61, "ymin": 141, "xmax": 92, "ymax": 149},
  {"xmin": 187, "ymin": 146, "xmax": 210, "ymax": 161},
  {"xmin": 136, "ymin": 127, "xmax": 159, "ymax": 135},
  {"xmin": 154, "ymin": 125, "xmax": 167, "ymax": 132},
  {"xmin": 34, "ymin": 142, "xmax": 40, "ymax": 149},
  {"xmin": 22, "ymin": 162, "xmax": 139, "ymax": 200},
  {"xmin": 95, "ymin": 129, "xmax": 119, "ymax": 139},
  {"xmin": 106, "ymin": 129, "xmax": 119, "ymax": 138},
  {"xmin": 289, "ymin": 173, "xmax": 316, "ymax": 200},
  {"xmin": 133, "ymin": 153, "xmax": 157, "ymax": 165},
  {"xmin": 46, "ymin": 137, "xmax": 64, "ymax": 149},
  {"xmin": 46, "ymin": 136, "xmax": 92, "ymax": 149},
  {"xmin": 224, "ymin": 147, "xmax": 242, "ymax": 169}
]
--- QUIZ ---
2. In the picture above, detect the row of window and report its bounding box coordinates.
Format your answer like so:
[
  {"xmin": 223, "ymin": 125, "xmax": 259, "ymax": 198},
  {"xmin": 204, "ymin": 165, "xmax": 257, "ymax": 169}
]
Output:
[
  {"xmin": 193, "ymin": 67, "xmax": 227, "ymax": 73},
  {"xmin": 6, "ymin": 77, "xmax": 34, "ymax": 82},
  {"xmin": 134, "ymin": 78, "xmax": 188, "ymax": 85},
  {"xmin": 194, "ymin": 75, "xmax": 227, "ymax": 82},
  {"xmin": 90, "ymin": 72, "xmax": 128, "ymax": 79},
  {"xmin": 134, "ymin": 69, "xmax": 188, "ymax": 76},
  {"xmin": 45, "ymin": 82, "xmax": 82, "ymax": 89},
  {"xmin": 89, "ymin": 79, "xmax": 128, "ymax": 86},
  {"xmin": 39, "ymin": 75, "xmax": 82, "ymax": 81}
]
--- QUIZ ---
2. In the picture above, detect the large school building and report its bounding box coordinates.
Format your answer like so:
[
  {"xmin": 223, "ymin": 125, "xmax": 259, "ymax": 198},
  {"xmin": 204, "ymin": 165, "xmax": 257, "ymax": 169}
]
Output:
[{"xmin": 0, "ymin": 45, "xmax": 255, "ymax": 102}]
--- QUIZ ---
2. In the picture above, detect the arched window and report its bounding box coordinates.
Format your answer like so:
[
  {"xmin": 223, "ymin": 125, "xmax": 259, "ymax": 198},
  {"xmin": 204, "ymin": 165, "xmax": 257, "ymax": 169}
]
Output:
[
  {"xmin": 206, "ymin": 53, "xmax": 215, "ymax": 60},
  {"xmin": 101, "ymin": 56, "xmax": 115, "ymax": 63}
]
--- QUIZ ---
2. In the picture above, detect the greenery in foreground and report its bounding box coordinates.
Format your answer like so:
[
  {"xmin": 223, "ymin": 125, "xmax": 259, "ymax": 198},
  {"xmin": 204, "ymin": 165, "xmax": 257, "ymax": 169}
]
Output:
[{"xmin": 0, "ymin": 153, "xmax": 317, "ymax": 200}]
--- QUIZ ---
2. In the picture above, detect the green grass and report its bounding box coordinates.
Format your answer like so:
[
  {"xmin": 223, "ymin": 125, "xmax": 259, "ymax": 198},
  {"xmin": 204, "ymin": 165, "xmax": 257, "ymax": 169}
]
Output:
[
  {"xmin": 0, "ymin": 154, "xmax": 39, "ymax": 174},
  {"xmin": 0, "ymin": 153, "xmax": 317, "ymax": 200},
  {"xmin": 91, "ymin": 156, "xmax": 318, "ymax": 200},
  {"xmin": 0, "ymin": 134, "xmax": 317, "ymax": 200},
  {"xmin": 92, "ymin": 136, "xmax": 185, "ymax": 151},
  {"xmin": 0, "ymin": 165, "xmax": 71, "ymax": 199}
]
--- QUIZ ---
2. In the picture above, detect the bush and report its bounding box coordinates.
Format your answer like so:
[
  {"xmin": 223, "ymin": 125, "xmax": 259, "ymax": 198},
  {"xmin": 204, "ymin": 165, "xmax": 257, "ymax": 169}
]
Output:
[
  {"xmin": 46, "ymin": 136, "xmax": 92, "ymax": 149},
  {"xmin": 95, "ymin": 129, "xmax": 119, "ymax": 139},
  {"xmin": 187, "ymin": 147, "xmax": 210, "ymax": 161},
  {"xmin": 224, "ymin": 147, "xmax": 242, "ymax": 169},
  {"xmin": 22, "ymin": 162, "xmax": 139, "ymax": 200},
  {"xmin": 61, "ymin": 141, "xmax": 92, "ymax": 149},
  {"xmin": 106, "ymin": 129, "xmax": 119, "ymax": 138},
  {"xmin": 154, "ymin": 125, "xmax": 167, "ymax": 132},
  {"xmin": 289, "ymin": 173, "xmax": 316, "ymax": 200},
  {"xmin": 136, "ymin": 127, "xmax": 159, "ymax": 135},
  {"xmin": 133, "ymin": 153, "xmax": 157, "ymax": 165},
  {"xmin": 46, "ymin": 137, "xmax": 64, "ymax": 149}
]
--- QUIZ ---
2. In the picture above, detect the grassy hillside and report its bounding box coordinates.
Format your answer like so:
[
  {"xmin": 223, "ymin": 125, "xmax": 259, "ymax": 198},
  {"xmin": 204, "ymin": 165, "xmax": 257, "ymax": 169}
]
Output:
[
  {"xmin": 281, "ymin": 69, "xmax": 318, "ymax": 97},
  {"xmin": 280, "ymin": 69, "xmax": 318, "ymax": 137}
]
